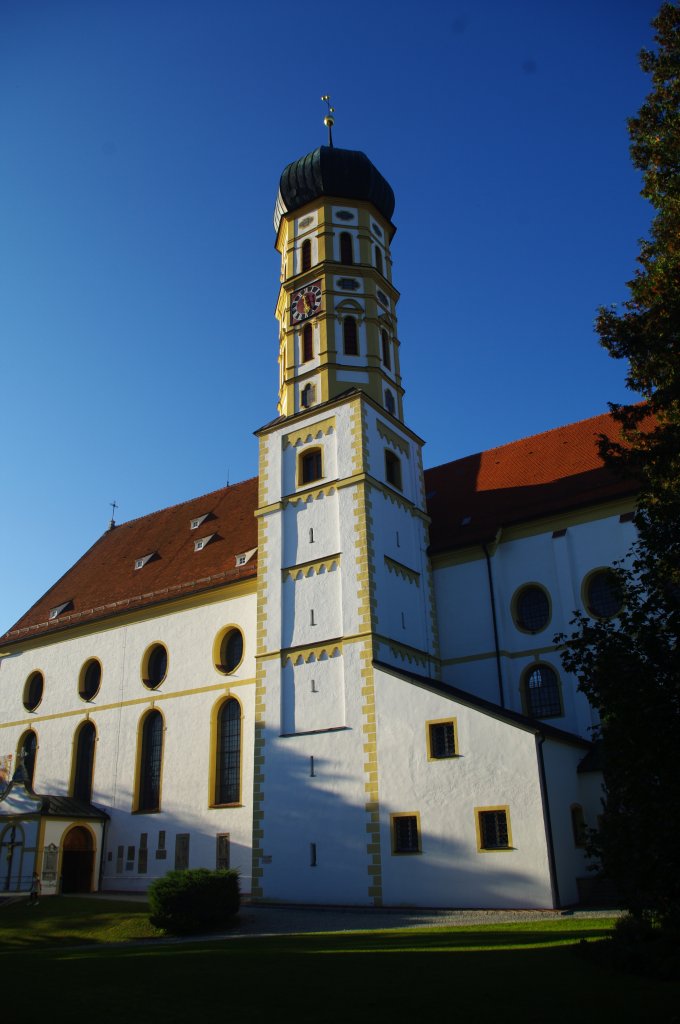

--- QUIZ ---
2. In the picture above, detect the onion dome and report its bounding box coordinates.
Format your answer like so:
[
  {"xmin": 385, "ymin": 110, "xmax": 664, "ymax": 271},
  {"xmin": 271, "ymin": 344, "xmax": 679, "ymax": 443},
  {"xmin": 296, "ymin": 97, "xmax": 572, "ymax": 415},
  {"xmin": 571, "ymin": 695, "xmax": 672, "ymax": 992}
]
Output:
[{"xmin": 274, "ymin": 146, "xmax": 395, "ymax": 232}]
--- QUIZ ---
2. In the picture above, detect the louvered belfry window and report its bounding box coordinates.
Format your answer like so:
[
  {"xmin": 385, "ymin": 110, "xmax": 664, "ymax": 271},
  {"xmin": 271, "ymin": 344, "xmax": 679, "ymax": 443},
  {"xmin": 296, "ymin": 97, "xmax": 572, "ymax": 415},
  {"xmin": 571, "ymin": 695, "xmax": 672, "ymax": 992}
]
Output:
[
  {"xmin": 302, "ymin": 323, "xmax": 313, "ymax": 362},
  {"xmin": 339, "ymin": 231, "xmax": 353, "ymax": 265},
  {"xmin": 343, "ymin": 316, "xmax": 358, "ymax": 355},
  {"xmin": 301, "ymin": 238, "xmax": 312, "ymax": 272}
]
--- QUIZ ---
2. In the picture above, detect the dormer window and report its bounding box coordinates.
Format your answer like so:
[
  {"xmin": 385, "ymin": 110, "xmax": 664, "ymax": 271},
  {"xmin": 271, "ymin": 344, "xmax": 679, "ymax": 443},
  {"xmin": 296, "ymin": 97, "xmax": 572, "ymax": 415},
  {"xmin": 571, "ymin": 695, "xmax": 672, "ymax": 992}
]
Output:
[
  {"xmin": 235, "ymin": 547, "xmax": 256, "ymax": 567},
  {"xmin": 49, "ymin": 600, "xmax": 73, "ymax": 620},
  {"xmin": 194, "ymin": 534, "xmax": 215, "ymax": 552},
  {"xmin": 135, "ymin": 553, "xmax": 155, "ymax": 570},
  {"xmin": 190, "ymin": 514, "xmax": 209, "ymax": 531}
]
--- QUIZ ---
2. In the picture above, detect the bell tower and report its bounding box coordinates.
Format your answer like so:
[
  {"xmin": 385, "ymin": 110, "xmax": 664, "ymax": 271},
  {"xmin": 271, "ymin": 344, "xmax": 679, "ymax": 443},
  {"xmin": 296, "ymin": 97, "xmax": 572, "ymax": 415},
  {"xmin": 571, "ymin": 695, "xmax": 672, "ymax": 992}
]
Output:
[
  {"xmin": 273, "ymin": 144, "xmax": 404, "ymax": 422},
  {"xmin": 252, "ymin": 123, "xmax": 439, "ymax": 906}
]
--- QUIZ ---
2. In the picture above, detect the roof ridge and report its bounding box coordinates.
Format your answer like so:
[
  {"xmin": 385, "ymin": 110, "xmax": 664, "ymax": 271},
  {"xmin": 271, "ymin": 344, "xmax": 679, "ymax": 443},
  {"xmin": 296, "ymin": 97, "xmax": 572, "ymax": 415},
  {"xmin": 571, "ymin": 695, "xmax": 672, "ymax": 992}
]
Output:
[
  {"xmin": 425, "ymin": 408, "xmax": 617, "ymax": 473},
  {"xmin": 112, "ymin": 475, "xmax": 258, "ymax": 530}
]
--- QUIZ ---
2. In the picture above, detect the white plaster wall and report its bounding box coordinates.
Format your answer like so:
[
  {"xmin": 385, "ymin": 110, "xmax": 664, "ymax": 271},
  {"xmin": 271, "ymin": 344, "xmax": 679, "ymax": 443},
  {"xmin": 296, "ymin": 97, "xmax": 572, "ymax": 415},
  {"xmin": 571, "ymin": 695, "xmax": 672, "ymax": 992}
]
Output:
[
  {"xmin": 374, "ymin": 666, "xmax": 554, "ymax": 908},
  {"xmin": 282, "ymin": 490, "xmax": 340, "ymax": 569},
  {"xmin": 281, "ymin": 652, "xmax": 345, "ymax": 734},
  {"xmin": 282, "ymin": 565, "xmax": 342, "ymax": 649},
  {"xmin": 541, "ymin": 739, "xmax": 598, "ymax": 907},
  {"xmin": 0, "ymin": 588, "xmax": 257, "ymax": 894}
]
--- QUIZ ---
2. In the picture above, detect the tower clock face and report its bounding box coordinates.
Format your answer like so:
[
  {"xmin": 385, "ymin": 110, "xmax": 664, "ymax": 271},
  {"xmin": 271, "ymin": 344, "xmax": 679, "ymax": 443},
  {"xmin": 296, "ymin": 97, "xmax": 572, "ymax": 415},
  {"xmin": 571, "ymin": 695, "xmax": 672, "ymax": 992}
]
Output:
[{"xmin": 291, "ymin": 282, "xmax": 322, "ymax": 323}]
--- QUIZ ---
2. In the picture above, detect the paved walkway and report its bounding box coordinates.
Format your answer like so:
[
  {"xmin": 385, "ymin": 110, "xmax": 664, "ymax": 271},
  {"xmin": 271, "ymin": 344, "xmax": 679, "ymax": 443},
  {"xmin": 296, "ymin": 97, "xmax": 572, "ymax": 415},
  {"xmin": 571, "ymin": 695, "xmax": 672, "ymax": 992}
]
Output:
[{"xmin": 81, "ymin": 893, "xmax": 621, "ymax": 937}]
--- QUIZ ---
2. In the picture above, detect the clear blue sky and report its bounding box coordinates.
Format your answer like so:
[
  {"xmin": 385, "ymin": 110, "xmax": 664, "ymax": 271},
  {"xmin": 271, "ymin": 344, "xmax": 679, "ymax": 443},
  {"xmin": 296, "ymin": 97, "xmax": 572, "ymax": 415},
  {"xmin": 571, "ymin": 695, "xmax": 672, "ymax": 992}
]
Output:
[{"xmin": 0, "ymin": 0, "xmax": 660, "ymax": 633}]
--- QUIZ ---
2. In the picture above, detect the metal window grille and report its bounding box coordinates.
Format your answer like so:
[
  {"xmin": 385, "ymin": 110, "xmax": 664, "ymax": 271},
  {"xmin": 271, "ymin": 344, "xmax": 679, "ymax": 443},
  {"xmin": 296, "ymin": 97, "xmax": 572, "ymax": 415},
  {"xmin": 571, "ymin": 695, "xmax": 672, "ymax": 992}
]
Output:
[
  {"xmin": 216, "ymin": 699, "xmax": 241, "ymax": 804},
  {"xmin": 479, "ymin": 810, "xmax": 509, "ymax": 849},
  {"xmin": 221, "ymin": 630, "xmax": 243, "ymax": 672},
  {"xmin": 516, "ymin": 586, "xmax": 550, "ymax": 632},
  {"xmin": 138, "ymin": 711, "xmax": 163, "ymax": 811},
  {"xmin": 216, "ymin": 833, "xmax": 230, "ymax": 871},
  {"xmin": 394, "ymin": 815, "xmax": 419, "ymax": 853},
  {"xmin": 73, "ymin": 721, "xmax": 95, "ymax": 803},
  {"xmin": 429, "ymin": 722, "xmax": 456, "ymax": 759},
  {"xmin": 525, "ymin": 665, "xmax": 561, "ymax": 718}
]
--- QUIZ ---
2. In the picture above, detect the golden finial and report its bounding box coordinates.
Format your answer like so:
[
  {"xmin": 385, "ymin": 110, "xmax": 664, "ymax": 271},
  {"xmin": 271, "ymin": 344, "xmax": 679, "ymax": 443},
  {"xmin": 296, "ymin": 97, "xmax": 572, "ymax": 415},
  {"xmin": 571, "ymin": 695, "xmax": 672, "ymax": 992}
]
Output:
[{"xmin": 321, "ymin": 95, "xmax": 335, "ymax": 147}]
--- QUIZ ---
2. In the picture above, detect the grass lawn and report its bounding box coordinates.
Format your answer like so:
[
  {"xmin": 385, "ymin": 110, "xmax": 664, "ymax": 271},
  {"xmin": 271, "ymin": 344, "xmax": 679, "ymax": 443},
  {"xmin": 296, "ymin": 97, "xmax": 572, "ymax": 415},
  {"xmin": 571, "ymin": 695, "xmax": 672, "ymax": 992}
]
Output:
[{"xmin": 1, "ymin": 900, "xmax": 676, "ymax": 1021}]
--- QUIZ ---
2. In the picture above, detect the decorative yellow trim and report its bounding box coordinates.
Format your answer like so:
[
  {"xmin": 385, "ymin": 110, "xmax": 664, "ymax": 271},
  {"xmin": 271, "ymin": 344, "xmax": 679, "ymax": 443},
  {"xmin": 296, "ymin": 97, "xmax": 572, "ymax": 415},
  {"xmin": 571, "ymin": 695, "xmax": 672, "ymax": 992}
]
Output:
[
  {"xmin": 282, "ymin": 643, "xmax": 343, "ymax": 666},
  {"xmin": 212, "ymin": 624, "xmax": 245, "ymax": 676},
  {"xmin": 282, "ymin": 484, "xmax": 337, "ymax": 508},
  {"xmin": 377, "ymin": 420, "xmax": 409, "ymax": 457},
  {"xmin": 384, "ymin": 556, "xmax": 420, "ymax": 587},
  {"xmin": 68, "ymin": 718, "xmax": 98, "ymax": 799},
  {"xmin": 0, "ymin": 678, "xmax": 256, "ymax": 731},
  {"xmin": 208, "ymin": 692, "xmax": 244, "ymax": 809},
  {"xmin": 284, "ymin": 416, "xmax": 336, "ymax": 450},
  {"xmin": 425, "ymin": 718, "xmax": 459, "ymax": 761},
  {"xmin": 22, "ymin": 670, "xmax": 44, "ymax": 713},
  {"xmin": 284, "ymin": 555, "xmax": 340, "ymax": 581},
  {"xmin": 295, "ymin": 446, "xmax": 324, "ymax": 489},
  {"xmin": 77, "ymin": 657, "xmax": 102, "ymax": 702},
  {"xmin": 131, "ymin": 707, "xmax": 165, "ymax": 814},
  {"xmin": 390, "ymin": 811, "xmax": 422, "ymax": 854},
  {"xmin": 3, "ymin": 578, "xmax": 257, "ymax": 655},
  {"xmin": 475, "ymin": 805, "xmax": 514, "ymax": 852},
  {"xmin": 140, "ymin": 641, "xmax": 169, "ymax": 691},
  {"xmin": 385, "ymin": 640, "xmax": 429, "ymax": 669}
]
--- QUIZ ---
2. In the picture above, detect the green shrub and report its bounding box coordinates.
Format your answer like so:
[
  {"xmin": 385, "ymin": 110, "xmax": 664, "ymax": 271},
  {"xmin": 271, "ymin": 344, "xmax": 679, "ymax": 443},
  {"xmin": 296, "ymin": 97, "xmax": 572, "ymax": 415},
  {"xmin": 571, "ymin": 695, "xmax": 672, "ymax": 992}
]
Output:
[{"xmin": 148, "ymin": 868, "xmax": 240, "ymax": 934}]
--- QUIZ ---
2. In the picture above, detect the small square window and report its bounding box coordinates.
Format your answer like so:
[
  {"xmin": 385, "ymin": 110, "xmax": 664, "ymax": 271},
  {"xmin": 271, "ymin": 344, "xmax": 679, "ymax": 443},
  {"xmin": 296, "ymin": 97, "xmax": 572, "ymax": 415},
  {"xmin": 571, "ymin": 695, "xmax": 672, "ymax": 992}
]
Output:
[
  {"xmin": 391, "ymin": 813, "xmax": 420, "ymax": 854},
  {"xmin": 476, "ymin": 807, "xmax": 512, "ymax": 851},
  {"xmin": 427, "ymin": 720, "xmax": 457, "ymax": 759}
]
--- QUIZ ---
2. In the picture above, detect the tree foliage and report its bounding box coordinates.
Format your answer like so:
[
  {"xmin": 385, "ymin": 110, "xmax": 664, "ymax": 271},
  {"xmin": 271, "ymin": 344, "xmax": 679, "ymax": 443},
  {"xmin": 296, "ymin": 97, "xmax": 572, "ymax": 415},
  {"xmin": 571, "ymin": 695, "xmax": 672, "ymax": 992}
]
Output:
[{"xmin": 559, "ymin": 3, "xmax": 680, "ymax": 931}]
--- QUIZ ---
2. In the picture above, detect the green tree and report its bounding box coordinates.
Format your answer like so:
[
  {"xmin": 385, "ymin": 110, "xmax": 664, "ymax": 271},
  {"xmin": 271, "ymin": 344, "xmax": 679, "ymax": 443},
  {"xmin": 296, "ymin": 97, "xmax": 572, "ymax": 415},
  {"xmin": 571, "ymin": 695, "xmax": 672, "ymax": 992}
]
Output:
[{"xmin": 559, "ymin": 2, "xmax": 680, "ymax": 932}]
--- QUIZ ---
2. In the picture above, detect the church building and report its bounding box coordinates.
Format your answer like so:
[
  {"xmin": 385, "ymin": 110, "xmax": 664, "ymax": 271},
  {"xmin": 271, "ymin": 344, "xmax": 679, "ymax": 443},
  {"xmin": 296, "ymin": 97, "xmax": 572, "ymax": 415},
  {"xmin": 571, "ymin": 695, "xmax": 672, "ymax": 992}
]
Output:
[{"xmin": 0, "ymin": 139, "xmax": 637, "ymax": 908}]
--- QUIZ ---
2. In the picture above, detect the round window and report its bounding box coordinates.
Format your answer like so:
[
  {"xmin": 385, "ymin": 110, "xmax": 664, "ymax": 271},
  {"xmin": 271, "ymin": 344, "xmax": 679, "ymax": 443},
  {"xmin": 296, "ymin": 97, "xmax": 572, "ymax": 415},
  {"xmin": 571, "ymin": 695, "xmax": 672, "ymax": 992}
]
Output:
[
  {"xmin": 586, "ymin": 570, "xmax": 623, "ymax": 618},
  {"xmin": 218, "ymin": 628, "xmax": 244, "ymax": 674},
  {"xmin": 23, "ymin": 671, "xmax": 44, "ymax": 712},
  {"xmin": 514, "ymin": 585, "xmax": 550, "ymax": 633},
  {"xmin": 79, "ymin": 659, "xmax": 102, "ymax": 701},
  {"xmin": 143, "ymin": 644, "xmax": 168, "ymax": 689}
]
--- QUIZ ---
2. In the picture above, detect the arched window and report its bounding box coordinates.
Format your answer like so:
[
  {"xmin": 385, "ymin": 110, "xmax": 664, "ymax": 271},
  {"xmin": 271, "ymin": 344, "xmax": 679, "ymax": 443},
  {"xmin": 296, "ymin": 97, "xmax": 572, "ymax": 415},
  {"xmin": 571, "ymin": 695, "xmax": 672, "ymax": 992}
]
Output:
[
  {"xmin": 301, "ymin": 238, "xmax": 312, "ymax": 272},
  {"xmin": 215, "ymin": 698, "xmax": 241, "ymax": 805},
  {"xmin": 381, "ymin": 329, "xmax": 391, "ymax": 369},
  {"xmin": 137, "ymin": 710, "xmax": 163, "ymax": 812},
  {"xmin": 343, "ymin": 316, "xmax": 358, "ymax": 355},
  {"xmin": 72, "ymin": 721, "xmax": 96, "ymax": 803},
  {"xmin": 385, "ymin": 450, "xmax": 402, "ymax": 490},
  {"xmin": 375, "ymin": 246, "xmax": 383, "ymax": 275},
  {"xmin": 339, "ymin": 232, "xmax": 353, "ymax": 265},
  {"xmin": 300, "ymin": 448, "xmax": 323, "ymax": 485},
  {"xmin": 523, "ymin": 664, "xmax": 562, "ymax": 718},
  {"xmin": 302, "ymin": 323, "xmax": 313, "ymax": 362},
  {"xmin": 17, "ymin": 730, "xmax": 37, "ymax": 788}
]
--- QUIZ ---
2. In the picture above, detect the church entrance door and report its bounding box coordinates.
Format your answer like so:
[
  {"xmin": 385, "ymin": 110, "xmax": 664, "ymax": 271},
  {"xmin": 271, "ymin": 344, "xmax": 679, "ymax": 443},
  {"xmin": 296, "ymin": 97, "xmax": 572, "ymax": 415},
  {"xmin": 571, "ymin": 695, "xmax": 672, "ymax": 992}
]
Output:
[{"xmin": 61, "ymin": 826, "xmax": 94, "ymax": 893}]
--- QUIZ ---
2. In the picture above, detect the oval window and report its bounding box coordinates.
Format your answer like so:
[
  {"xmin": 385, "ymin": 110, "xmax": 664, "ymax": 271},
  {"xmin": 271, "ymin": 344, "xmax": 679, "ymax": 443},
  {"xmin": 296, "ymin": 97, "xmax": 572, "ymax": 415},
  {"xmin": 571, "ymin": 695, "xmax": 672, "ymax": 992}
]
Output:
[
  {"xmin": 586, "ymin": 570, "xmax": 623, "ymax": 618},
  {"xmin": 79, "ymin": 659, "xmax": 102, "ymax": 701},
  {"xmin": 23, "ymin": 672, "xmax": 44, "ymax": 712},
  {"xmin": 143, "ymin": 644, "xmax": 168, "ymax": 690},
  {"xmin": 514, "ymin": 585, "xmax": 550, "ymax": 633},
  {"xmin": 218, "ymin": 629, "xmax": 244, "ymax": 674}
]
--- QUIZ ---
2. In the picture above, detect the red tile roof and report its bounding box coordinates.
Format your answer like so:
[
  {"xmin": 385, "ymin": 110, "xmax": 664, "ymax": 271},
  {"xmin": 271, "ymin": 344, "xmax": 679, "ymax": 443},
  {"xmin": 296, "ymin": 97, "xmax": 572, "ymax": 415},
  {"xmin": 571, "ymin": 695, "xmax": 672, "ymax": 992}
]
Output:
[
  {"xmin": 425, "ymin": 410, "xmax": 641, "ymax": 553},
  {"xmin": 2, "ymin": 410, "xmax": 643, "ymax": 645},
  {"xmin": 2, "ymin": 477, "xmax": 259, "ymax": 644}
]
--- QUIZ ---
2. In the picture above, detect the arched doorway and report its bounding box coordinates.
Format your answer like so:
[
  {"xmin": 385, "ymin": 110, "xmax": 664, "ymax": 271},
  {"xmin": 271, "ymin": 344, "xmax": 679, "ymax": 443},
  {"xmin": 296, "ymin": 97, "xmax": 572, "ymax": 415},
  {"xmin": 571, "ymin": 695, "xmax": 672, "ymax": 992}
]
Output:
[{"xmin": 61, "ymin": 826, "xmax": 94, "ymax": 893}]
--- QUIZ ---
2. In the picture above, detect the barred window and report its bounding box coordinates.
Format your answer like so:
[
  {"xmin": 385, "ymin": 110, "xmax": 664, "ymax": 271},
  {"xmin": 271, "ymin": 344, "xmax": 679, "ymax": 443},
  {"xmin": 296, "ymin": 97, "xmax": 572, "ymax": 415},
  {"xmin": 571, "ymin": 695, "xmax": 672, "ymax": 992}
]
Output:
[
  {"xmin": 428, "ymin": 721, "xmax": 456, "ymax": 759},
  {"xmin": 478, "ymin": 808, "xmax": 511, "ymax": 850},
  {"xmin": 72, "ymin": 721, "xmax": 96, "ymax": 803},
  {"xmin": 586, "ymin": 570, "xmax": 623, "ymax": 618},
  {"xmin": 215, "ymin": 698, "xmax": 241, "ymax": 805},
  {"xmin": 137, "ymin": 710, "xmax": 163, "ymax": 812},
  {"xmin": 392, "ymin": 814, "xmax": 420, "ymax": 854},
  {"xmin": 514, "ymin": 585, "xmax": 550, "ymax": 632},
  {"xmin": 523, "ymin": 664, "xmax": 562, "ymax": 718}
]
